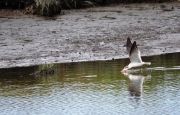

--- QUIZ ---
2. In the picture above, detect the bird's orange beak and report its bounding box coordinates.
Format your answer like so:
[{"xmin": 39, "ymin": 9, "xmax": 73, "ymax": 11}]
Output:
[{"xmin": 121, "ymin": 69, "xmax": 126, "ymax": 74}]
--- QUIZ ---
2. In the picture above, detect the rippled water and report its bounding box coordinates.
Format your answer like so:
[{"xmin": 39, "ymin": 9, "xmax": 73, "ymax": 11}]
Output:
[{"xmin": 1, "ymin": 53, "xmax": 180, "ymax": 115}]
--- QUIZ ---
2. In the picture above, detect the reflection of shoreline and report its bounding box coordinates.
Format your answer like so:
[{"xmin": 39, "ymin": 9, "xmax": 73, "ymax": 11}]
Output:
[{"xmin": 123, "ymin": 73, "xmax": 151, "ymax": 97}]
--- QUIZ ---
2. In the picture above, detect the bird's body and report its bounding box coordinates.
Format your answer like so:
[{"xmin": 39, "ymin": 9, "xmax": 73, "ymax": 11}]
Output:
[
  {"xmin": 126, "ymin": 62, "xmax": 150, "ymax": 69},
  {"xmin": 121, "ymin": 38, "xmax": 151, "ymax": 73}
]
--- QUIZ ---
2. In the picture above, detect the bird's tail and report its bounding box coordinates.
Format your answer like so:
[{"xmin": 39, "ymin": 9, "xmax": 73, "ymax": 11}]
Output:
[{"xmin": 145, "ymin": 62, "xmax": 151, "ymax": 65}]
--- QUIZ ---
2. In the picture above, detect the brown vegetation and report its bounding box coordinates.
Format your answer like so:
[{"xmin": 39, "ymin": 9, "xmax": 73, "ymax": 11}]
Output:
[{"xmin": 0, "ymin": 0, "xmax": 176, "ymax": 16}]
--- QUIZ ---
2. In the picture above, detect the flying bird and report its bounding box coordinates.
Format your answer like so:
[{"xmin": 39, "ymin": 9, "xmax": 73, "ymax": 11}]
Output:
[{"xmin": 121, "ymin": 38, "xmax": 151, "ymax": 73}]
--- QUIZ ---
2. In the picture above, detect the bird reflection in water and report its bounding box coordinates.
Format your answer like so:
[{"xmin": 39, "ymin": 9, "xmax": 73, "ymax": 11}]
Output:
[{"xmin": 123, "ymin": 72, "xmax": 151, "ymax": 97}]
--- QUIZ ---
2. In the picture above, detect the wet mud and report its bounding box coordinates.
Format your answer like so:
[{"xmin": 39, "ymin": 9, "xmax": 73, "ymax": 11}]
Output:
[{"xmin": 0, "ymin": 2, "xmax": 180, "ymax": 68}]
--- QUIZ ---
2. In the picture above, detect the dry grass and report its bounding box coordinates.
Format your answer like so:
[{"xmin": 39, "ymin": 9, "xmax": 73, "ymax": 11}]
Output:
[
  {"xmin": 35, "ymin": 0, "xmax": 61, "ymax": 16},
  {"xmin": 0, "ymin": 0, "xmax": 176, "ymax": 16}
]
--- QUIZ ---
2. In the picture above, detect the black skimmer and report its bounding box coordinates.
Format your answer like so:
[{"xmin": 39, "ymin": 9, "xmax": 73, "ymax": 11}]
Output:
[{"xmin": 121, "ymin": 38, "xmax": 151, "ymax": 73}]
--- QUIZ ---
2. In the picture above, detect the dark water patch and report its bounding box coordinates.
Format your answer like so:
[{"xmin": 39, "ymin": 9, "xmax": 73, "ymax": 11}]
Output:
[{"xmin": 0, "ymin": 52, "xmax": 180, "ymax": 114}]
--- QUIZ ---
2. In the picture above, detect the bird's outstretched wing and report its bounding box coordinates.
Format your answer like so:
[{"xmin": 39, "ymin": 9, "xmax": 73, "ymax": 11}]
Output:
[
  {"xmin": 126, "ymin": 37, "xmax": 132, "ymax": 56},
  {"xmin": 129, "ymin": 41, "xmax": 142, "ymax": 63}
]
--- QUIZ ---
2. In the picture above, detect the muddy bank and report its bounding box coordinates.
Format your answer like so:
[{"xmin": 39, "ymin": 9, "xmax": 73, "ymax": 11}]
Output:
[{"xmin": 0, "ymin": 2, "xmax": 180, "ymax": 68}]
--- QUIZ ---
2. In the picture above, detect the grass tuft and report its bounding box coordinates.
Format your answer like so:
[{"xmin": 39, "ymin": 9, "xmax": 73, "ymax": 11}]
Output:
[{"xmin": 35, "ymin": 0, "xmax": 61, "ymax": 16}]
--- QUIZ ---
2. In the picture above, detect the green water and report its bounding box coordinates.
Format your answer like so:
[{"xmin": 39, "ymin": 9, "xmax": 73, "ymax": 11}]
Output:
[{"xmin": 0, "ymin": 53, "xmax": 180, "ymax": 115}]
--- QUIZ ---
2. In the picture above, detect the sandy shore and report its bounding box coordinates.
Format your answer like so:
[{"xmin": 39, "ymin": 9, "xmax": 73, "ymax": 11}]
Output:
[{"xmin": 0, "ymin": 2, "xmax": 180, "ymax": 68}]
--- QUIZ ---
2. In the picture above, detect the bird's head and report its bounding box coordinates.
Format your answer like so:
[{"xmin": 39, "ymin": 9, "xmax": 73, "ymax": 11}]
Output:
[{"xmin": 121, "ymin": 66, "xmax": 129, "ymax": 74}]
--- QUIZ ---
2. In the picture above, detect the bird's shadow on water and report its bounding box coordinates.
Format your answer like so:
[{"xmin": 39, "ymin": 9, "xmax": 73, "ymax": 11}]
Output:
[{"xmin": 122, "ymin": 69, "xmax": 152, "ymax": 103}]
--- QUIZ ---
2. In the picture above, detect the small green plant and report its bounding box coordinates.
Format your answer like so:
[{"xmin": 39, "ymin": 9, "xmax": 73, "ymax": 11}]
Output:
[
  {"xmin": 32, "ymin": 63, "xmax": 55, "ymax": 76},
  {"xmin": 41, "ymin": 63, "xmax": 54, "ymax": 70}
]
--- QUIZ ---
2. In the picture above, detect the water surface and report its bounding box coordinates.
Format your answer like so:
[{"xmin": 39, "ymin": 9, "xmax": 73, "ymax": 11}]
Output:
[{"xmin": 0, "ymin": 53, "xmax": 180, "ymax": 115}]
